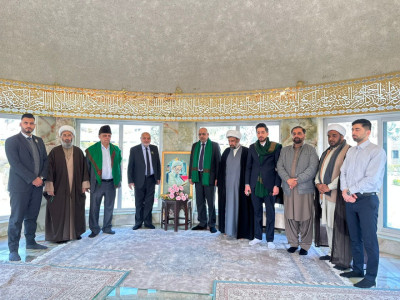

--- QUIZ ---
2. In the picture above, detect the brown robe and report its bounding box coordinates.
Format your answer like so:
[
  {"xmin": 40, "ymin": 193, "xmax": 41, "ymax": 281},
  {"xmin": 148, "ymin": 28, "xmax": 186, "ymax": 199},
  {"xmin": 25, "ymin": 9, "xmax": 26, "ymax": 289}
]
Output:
[{"xmin": 44, "ymin": 145, "xmax": 89, "ymax": 242}]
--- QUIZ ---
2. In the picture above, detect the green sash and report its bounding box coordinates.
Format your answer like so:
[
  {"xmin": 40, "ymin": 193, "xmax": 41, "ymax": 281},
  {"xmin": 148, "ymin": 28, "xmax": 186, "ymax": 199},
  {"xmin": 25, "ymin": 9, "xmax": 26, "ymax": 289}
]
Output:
[
  {"xmin": 254, "ymin": 138, "xmax": 280, "ymax": 197},
  {"xmin": 191, "ymin": 139, "xmax": 212, "ymax": 186},
  {"xmin": 86, "ymin": 142, "xmax": 122, "ymax": 187}
]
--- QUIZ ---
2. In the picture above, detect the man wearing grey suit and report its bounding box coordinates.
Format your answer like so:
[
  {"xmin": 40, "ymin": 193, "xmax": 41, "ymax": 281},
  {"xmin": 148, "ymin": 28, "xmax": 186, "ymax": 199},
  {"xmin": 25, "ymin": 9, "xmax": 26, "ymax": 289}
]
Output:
[
  {"xmin": 189, "ymin": 127, "xmax": 221, "ymax": 233},
  {"xmin": 5, "ymin": 114, "xmax": 49, "ymax": 261},
  {"xmin": 128, "ymin": 132, "xmax": 161, "ymax": 230}
]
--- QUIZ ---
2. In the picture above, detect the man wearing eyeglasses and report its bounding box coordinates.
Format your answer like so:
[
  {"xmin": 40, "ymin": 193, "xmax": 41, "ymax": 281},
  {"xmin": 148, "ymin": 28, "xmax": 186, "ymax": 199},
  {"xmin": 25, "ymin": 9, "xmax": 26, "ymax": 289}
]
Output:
[{"xmin": 189, "ymin": 128, "xmax": 221, "ymax": 233}]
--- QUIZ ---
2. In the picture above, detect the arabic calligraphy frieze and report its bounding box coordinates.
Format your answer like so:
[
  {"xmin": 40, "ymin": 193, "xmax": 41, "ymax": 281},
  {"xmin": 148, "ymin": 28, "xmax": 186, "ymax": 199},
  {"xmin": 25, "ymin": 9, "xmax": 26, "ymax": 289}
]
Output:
[{"xmin": 1, "ymin": 73, "xmax": 400, "ymax": 121}]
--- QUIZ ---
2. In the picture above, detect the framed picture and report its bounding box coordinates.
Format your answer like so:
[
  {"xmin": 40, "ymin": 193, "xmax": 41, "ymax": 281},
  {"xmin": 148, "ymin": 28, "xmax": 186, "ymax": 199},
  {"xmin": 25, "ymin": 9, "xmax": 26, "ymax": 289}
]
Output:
[{"xmin": 161, "ymin": 151, "xmax": 192, "ymax": 197}]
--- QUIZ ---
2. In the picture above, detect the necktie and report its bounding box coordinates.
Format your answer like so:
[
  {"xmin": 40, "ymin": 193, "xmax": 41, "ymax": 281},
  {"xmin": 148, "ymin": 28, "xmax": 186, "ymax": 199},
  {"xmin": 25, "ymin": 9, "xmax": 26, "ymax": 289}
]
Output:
[
  {"xmin": 199, "ymin": 143, "xmax": 205, "ymax": 171},
  {"xmin": 27, "ymin": 136, "xmax": 40, "ymax": 176},
  {"xmin": 146, "ymin": 147, "xmax": 151, "ymax": 176}
]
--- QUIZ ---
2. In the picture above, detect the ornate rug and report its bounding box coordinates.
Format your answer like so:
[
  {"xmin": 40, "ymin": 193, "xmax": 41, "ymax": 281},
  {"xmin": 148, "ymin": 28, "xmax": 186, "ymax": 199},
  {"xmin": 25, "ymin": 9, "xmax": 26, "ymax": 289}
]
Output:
[
  {"xmin": 0, "ymin": 261, "xmax": 127, "ymax": 300},
  {"xmin": 214, "ymin": 281, "xmax": 400, "ymax": 300},
  {"xmin": 32, "ymin": 228, "xmax": 348, "ymax": 294}
]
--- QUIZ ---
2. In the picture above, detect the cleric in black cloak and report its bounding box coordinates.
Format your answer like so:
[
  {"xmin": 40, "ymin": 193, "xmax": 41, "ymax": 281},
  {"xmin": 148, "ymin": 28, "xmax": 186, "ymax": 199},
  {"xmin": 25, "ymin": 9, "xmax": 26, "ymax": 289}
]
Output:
[
  {"xmin": 217, "ymin": 130, "xmax": 254, "ymax": 239},
  {"xmin": 314, "ymin": 124, "xmax": 352, "ymax": 269},
  {"xmin": 44, "ymin": 125, "xmax": 90, "ymax": 242}
]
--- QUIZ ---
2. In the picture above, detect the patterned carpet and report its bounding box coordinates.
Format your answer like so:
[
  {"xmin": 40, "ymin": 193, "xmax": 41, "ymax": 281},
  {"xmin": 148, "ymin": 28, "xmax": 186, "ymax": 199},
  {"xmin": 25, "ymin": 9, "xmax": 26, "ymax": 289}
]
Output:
[
  {"xmin": 31, "ymin": 228, "xmax": 348, "ymax": 294},
  {"xmin": 0, "ymin": 261, "xmax": 127, "ymax": 300},
  {"xmin": 214, "ymin": 281, "xmax": 400, "ymax": 300}
]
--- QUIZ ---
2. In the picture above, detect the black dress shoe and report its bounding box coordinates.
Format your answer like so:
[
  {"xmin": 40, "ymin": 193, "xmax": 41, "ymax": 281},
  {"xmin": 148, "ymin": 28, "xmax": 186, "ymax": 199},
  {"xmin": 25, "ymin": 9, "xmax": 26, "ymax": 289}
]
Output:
[
  {"xmin": 132, "ymin": 225, "xmax": 142, "ymax": 230},
  {"xmin": 287, "ymin": 246, "xmax": 298, "ymax": 253},
  {"xmin": 88, "ymin": 232, "xmax": 98, "ymax": 238},
  {"xmin": 340, "ymin": 270, "xmax": 364, "ymax": 278},
  {"xmin": 145, "ymin": 224, "xmax": 155, "ymax": 229},
  {"xmin": 26, "ymin": 242, "xmax": 48, "ymax": 250},
  {"xmin": 209, "ymin": 227, "xmax": 217, "ymax": 233},
  {"xmin": 334, "ymin": 265, "xmax": 348, "ymax": 271},
  {"xmin": 9, "ymin": 251, "xmax": 21, "ymax": 261},
  {"xmin": 103, "ymin": 230, "xmax": 115, "ymax": 234},
  {"xmin": 299, "ymin": 248, "xmax": 308, "ymax": 255},
  {"xmin": 76, "ymin": 236, "xmax": 82, "ymax": 240},
  {"xmin": 191, "ymin": 225, "xmax": 206, "ymax": 230},
  {"xmin": 354, "ymin": 278, "xmax": 376, "ymax": 288},
  {"xmin": 319, "ymin": 255, "xmax": 331, "ymax": 260}
]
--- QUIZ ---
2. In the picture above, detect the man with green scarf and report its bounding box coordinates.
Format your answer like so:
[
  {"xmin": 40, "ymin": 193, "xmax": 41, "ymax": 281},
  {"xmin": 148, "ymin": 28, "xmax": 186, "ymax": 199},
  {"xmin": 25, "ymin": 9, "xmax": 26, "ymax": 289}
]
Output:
[
  {"xmin": 86, "ymin": 125, "xmax": 122, "ymax": 238},
  {"xmin": 245, "ymin": 123, "xmax": 282, "ymax": 248},
  {"xmin": 189, "ymin": 127, "xmax": 221, "ymax": 233}
]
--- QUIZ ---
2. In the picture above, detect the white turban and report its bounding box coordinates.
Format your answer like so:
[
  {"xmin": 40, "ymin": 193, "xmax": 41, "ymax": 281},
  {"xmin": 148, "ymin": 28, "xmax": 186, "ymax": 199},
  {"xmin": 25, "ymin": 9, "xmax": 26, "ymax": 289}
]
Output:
[
  {"xmin": 59, "ymin": 125, "xmax": 76, "ymax": 137},
  {"xmin": 327, "ymin": 124, "xmax": 346, "ymax": 136},
  {"xmin": 226, "ymin": 130, "xmax": 241, "ymax": 139}
]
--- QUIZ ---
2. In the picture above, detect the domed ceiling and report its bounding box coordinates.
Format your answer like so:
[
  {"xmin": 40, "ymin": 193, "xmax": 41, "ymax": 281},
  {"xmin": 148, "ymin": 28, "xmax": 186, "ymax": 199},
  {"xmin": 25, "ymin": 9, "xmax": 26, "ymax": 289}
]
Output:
[{"xmin": 1, "ymin": 0, "xmax": 400, "ymax": 93}]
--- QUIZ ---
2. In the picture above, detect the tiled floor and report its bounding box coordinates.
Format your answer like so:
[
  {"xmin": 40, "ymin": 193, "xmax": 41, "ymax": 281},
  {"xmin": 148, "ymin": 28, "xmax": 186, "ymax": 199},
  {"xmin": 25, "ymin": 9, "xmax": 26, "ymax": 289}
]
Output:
[{"xmin": 1, "ymin": 227, "xmax": 400, "ymax": 294}]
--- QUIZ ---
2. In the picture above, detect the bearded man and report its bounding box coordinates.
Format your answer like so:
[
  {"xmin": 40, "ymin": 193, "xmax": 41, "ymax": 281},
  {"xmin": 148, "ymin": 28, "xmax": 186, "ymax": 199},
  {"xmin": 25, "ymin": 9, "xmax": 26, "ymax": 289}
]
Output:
[
  {"xmin": 218, "ymin": 130, "xmax": 253, "ymax": 239},
  {"xmin": 245, "ymin": 123, "xmax": 281, "ymax": 247},
  {"xmin": 277, "ymin": 126, "xmax": 319, "ymax": 255},
  {"xmin": 314, "ymin": 124, "xmax": 351, "ymax": 268},
  {"xmin": 44, "ymin": 125, "xmax": 90, "ymax": 242}
]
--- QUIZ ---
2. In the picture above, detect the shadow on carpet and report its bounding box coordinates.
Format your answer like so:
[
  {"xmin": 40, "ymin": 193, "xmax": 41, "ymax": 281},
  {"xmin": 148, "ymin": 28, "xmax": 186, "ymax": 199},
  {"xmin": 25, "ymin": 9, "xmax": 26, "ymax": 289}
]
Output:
[
  {"xmin": 31, "ymin": 228, "xmax": 348, "ymax": 294},
  {"xmin": 213, "ymin": 281, "xmax": 400, "ymax": 300},
  {"xmin": 0, "ymin": 261, "xmax": 127, "ymax": 300}
]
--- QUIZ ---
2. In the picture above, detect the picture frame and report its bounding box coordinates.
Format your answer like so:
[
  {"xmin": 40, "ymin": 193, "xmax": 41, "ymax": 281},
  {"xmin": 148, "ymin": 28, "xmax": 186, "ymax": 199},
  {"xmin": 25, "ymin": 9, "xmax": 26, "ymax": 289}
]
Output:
[{"xmin": 161, "ymin": 151, "xmax": 193, "ymax": 197}]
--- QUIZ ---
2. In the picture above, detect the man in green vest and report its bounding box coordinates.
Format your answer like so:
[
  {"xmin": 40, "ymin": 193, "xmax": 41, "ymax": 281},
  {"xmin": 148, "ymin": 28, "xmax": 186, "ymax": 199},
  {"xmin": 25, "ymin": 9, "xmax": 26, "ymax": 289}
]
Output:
[{"xmin": 86, "ymin": 125, "xmax": 122, "ymax": 238}]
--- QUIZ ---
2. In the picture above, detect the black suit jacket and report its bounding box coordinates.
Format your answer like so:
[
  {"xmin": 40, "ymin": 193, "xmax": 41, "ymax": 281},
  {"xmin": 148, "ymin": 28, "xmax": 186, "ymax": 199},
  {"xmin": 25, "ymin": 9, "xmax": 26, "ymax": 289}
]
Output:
[
  {"xmin": 245, "ymin": 142, "xmax": 282, "ymax": 191},
  {"xmin": 5, "ymin": 132, "xmax": 48, "ymax": 192},
  {"xmin": 127, "ymin": 144, "xmax": 161, "ymax": 189},
  {"xmin": 189, "ymin": 140, "xmax": 221, "ymax": 186}
]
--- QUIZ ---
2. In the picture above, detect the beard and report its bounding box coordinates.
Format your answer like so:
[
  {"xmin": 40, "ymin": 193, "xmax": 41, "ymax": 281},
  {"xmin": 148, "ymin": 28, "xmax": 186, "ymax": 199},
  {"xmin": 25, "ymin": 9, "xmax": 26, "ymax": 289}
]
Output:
[
  {"xmin": 22, "ymin": 128, "xmax": 33, "ymax": 134},
  {"xmin": 352, "ymin": 136, "xmax": 363, "ymax": 143},
  {"xmin": 293, "ymin": 137, "xmax": 303, "ymax": 144},
  {"xmin": 61, "ymin": 140, "xmax": 73, "ymax": 149},
  {"xmin": 258, "ymin": 138, "xmax": 267, "ymax": 144},
  {"xmin": 329, "ymin": 139, "xmax": 342, "ymax": 148}
]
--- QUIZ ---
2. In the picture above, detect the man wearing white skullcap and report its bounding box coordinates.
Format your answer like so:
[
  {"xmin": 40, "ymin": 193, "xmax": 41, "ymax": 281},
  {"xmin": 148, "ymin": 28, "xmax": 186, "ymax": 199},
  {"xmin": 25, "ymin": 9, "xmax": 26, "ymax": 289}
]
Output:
[
  {"xmin": 217, "ymin": 130, "xmax": 254, "ymax": 239},
  {"xmin": 58, "ymin": 125, "xmax": 76, "ymax": 137},
  {"xmin": 44, "ymin": 125, "xmax": 90, "ymax": 242},
  {"xmin": 315, "ymin": 123, "xmax": 351, "ymax": 268}
]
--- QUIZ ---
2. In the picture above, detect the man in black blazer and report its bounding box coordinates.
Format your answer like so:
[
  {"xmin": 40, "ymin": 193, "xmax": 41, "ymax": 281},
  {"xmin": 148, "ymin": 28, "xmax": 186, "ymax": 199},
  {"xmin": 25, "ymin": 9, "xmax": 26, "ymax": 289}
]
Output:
[
  {"xmin": 189, "ymin": 127, "xmax": 221, "ymax": 233},
  {"xmin": 5, "ymin": 113, "xmax": 49, "ymax": 261},
  {"xmin": 128, "ymin": 132, "xmax": 161, "ymax": 230},
  {"xmin": 245, "ymin": 123, "xmax": 282, "ymax": 248}
]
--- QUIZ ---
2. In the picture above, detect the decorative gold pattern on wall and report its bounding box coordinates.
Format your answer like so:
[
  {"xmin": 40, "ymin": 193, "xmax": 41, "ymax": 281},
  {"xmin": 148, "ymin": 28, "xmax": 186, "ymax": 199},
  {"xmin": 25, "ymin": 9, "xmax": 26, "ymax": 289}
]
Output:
[{"xmin": 1, "ymin": 72, "xmax": 400, "ymax": 121}]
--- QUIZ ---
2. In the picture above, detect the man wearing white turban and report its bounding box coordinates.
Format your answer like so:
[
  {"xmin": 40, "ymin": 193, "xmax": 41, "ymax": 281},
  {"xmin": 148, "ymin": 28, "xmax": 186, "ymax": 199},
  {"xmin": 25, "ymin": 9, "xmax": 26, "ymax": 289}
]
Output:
[
  {"xmin": 218, "ymin": 130, "xmax": 254, "ymax": 239},
  {"xmin": 44, "ymin": 125, "xmax": 90, "ymax": 242},
  {"xmin": 314, "ymin": 124, "xmax": 351, "ymax": 269}
]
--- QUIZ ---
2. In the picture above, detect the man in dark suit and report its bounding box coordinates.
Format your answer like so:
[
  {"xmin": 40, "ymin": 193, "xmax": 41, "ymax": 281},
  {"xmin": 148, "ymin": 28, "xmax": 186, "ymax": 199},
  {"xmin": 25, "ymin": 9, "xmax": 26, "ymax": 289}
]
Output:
[
  {"xmin": 128, "ymin": 132, "xmax": 161, "ymax": 230},
  {"xmin": 189, "ymin": 127, "xmax": 221, "ymax": 233},
  {"xmin": 245, "ymin": 123, "xmax": 282, "ymax": 248},
  {"xmin": 5, "ymin": 113, "xmax": 49, "ymax": 261}
]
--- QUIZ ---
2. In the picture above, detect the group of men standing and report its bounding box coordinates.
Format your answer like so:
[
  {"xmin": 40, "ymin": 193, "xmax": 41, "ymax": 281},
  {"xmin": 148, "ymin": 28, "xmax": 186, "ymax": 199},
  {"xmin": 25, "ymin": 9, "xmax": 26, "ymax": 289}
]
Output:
[
  {"xmin": 6, "ymin": 114, "xmax": 386, "ymax": 288},
  {"xmin": 6, "ymin": 114, "xmax": 161, "ymax": 262},
  {"xmin": 194, "ymin": 120, "xmax": 385, "ymax": 289}
]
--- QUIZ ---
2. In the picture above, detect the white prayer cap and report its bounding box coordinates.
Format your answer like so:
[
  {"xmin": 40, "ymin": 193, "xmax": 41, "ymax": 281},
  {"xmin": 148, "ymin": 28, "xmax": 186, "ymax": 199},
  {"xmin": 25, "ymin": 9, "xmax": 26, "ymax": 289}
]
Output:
[
  {"xmin": 226, "ymin": 130, "xmax": 241, "ymax": 139},
  {"xmin": 327, "ymin": 124, "xmax": 346, "ymax": 136},
  {"xmin": 59, "ymin": 125, "xmax": 76, "ymax": 137}
]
